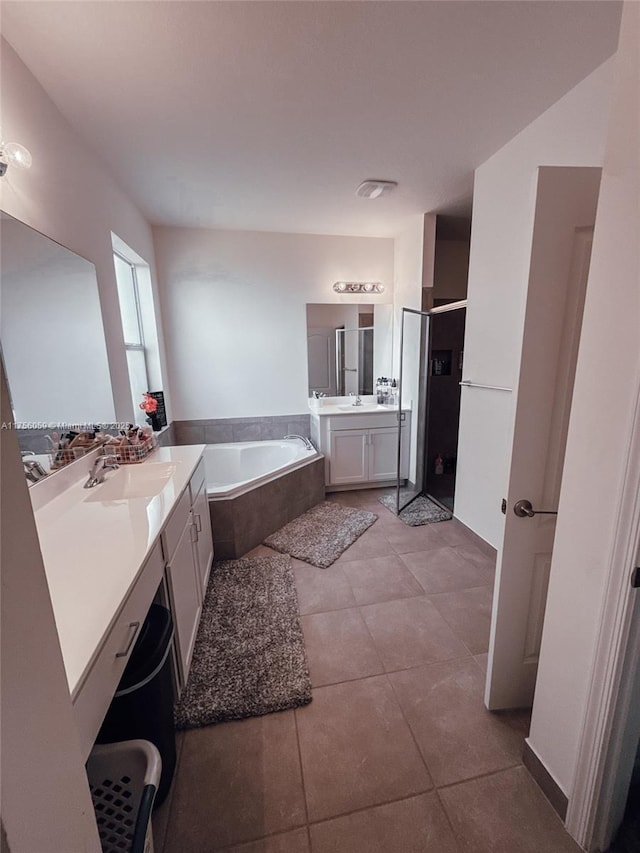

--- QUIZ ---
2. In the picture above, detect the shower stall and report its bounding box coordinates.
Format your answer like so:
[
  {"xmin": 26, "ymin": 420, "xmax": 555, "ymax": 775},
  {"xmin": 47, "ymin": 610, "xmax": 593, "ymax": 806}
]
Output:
[{"xmin": 394, "ymin": 301, "xmax": 467, "ymax": 516}]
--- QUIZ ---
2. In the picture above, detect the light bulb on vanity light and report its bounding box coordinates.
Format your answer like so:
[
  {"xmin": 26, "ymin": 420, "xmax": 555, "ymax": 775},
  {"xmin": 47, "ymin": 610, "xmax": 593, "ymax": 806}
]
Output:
[
  {"xmin": 333, "ymin": 281, "xmax": 385, "ymax": 294},
  {"xmin": 0, "ymin": 129, "xmax": 32, "ymax": 177}
]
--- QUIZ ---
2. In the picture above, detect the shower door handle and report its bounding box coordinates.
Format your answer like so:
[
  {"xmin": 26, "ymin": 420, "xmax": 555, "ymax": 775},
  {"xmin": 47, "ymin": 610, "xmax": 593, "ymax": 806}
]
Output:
[{"xmin": 513, "ymin": 499, "xmax": 558, "ymax": 518}]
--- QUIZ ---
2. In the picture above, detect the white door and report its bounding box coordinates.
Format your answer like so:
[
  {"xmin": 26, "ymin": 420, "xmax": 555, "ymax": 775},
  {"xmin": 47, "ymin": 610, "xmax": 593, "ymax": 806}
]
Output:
[
  {"xmin": 167, "ymin": 519, "xmax": 202, "ymax": 684},
  {"xmin": 486, "ymin": 166, "xmax": 600, "ymax": 710},
  {"xmin": 329, "ymin": 430, "xmax": 368, "ymax": 485},
  {"xmin": 192, "ymin": 482, "xmax": 214, "ymax": 597},
  {"xmin": 369, "ymin": 427, "xmax": 399, "ymax": 481},
  {"xmin": 307, "ymin": 327, "xmax": 337, "ymax": 397}
]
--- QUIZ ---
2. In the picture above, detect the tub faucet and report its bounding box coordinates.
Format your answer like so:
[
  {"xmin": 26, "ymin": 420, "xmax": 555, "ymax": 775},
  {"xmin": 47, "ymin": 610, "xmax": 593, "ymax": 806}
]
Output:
[
  {"xmin": 84, "ymin": 454, "xmax": 119, "ymax": 489},
  {"xmin": 284, "ymin": 434, "xmax": 314, "ymax": 451},
  {"xmin": 22, "ymin": 458, "xmax": 48, "ymax": 483}
]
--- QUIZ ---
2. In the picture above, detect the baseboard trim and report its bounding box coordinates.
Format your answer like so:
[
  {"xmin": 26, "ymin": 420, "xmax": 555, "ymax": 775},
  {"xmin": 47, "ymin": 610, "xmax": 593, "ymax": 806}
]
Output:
[{"xmin": 523, "ymin": 740, "xmax": 569, "ymax": 820}]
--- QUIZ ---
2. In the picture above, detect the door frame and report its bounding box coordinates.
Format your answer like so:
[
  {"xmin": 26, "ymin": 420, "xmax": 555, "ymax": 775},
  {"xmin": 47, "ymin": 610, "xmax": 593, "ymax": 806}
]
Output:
[{"xmin": 566, "ymin": 382, "xmax": 640, "ymax": 850}]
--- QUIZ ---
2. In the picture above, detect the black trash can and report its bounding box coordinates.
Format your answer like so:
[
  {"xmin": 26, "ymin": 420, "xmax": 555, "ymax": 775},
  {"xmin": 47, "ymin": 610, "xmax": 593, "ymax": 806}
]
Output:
[{"xmin": 97, "ymin": 604, "xmax": 177, "ymax": 808}]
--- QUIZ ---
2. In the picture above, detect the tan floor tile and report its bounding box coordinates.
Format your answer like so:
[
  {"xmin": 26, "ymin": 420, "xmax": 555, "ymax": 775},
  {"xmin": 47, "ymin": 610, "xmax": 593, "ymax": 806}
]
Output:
[
  {"xmin": 296, "ymin": 676, "xmax": 432, "ymax": 822},
  {"xmin": 385, "ymin": 523, "xmax": 447, "ymax": 555},
  {"xmin": 360, "ymin": 597, "xmax": 469, "ymax": 671},
  {"xmin": 439, "ymin": 766, "xmax": 581, "ymax": 852},
  {"xmin": 453, "ymin": 542, "xmax": 497, "ymax": 571},
  {"xmin": 434, "ymin": 519, "xmax": 488, "ymax": 550},
  {"xmin": 164, "ymin": 712, "xmax": 306, "ymax": 851},
  {"xmin": 389, "ymin": 659, "xmax": 528, "ymax": 787},
  {"xmin": 246, "ymin": 544, "xmax": 281, "ymax": 559},
  {"xmin": 474, "ymin": 653, "xmax": 489, "ymax": 674},
  {"xmin": 301, "ymin": 608, "xmax": 384, "ymax": 686},
  {"xmin": 428, "ymin": 585, "xmax": 494, "ymax": 654},
  {"xmin": 333, "ymin": 528, "xmax": 396, "ymax": 564},
  {"xmin": 292, "ymin": 560, "xmax": 357, "ymax": 615},
  {"xmin": 310, "ymin": 793, "xmax": 460, "ymax": 853},
  {"xmin": 219, "ymin": 828, "xmax": 310, "ymax": 853},
  {"xmin": 341, "ymin": 554, "xmax": 425, "ymax": 605},
  {"xmin": 401, "ymin": 546, "xmax": 495, "ymax": 594}
]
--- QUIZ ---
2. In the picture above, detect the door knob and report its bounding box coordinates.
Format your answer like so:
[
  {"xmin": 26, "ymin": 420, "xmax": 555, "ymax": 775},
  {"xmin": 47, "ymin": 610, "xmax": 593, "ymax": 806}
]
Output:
[{"xmin": 513, "ymin": 499, "xmax": 559, "ymax": 518}]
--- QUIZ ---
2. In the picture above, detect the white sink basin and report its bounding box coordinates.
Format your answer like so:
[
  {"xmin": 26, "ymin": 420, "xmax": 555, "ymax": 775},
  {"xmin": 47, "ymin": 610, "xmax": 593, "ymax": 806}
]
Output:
[
  {"xmin": 336, "ymin": 404, "xmax": 396, "ymax": 412},
  {"xmin": 85, "ymin": 462, "xmax": 178, "ymax": 501}
]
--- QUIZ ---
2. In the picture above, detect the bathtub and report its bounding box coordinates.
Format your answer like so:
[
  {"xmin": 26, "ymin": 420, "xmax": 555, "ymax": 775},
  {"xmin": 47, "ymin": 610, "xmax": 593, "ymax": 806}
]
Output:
[
  {"xmin": 204, "ymin": 439, "xmax": 318, "ymax": 497},
  {"xmin": 205, "ymin": 440, "xmax": 325, "ymax": 559}
]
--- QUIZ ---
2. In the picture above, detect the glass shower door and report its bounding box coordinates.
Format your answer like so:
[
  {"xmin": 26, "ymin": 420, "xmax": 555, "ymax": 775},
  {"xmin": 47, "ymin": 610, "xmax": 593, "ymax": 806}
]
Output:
[{"xmin": 393, "ymin": 301, "xmax": 467, "ymax": 516}]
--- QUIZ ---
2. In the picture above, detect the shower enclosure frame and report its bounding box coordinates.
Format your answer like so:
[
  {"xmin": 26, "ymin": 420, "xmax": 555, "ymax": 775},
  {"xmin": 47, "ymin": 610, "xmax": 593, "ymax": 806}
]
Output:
[{"xmin": 395, "ymin": 300, "xmax": 467, "ymax": 516}]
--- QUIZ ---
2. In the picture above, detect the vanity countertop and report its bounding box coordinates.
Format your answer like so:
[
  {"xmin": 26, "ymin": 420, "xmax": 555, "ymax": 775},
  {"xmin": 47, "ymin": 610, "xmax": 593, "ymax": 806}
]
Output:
[
  {"xmin": 309, "ymin": 400, "xmax": 408, "ymax": 417},
  {"xmin": 32, "ymin": 444, "xmax": 205, "ymax": 698}
]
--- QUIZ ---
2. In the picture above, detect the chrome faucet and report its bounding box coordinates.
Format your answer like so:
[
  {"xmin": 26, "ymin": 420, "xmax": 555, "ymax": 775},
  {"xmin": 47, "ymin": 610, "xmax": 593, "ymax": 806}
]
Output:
[
  {"xmin": 83, "ymin": 454, "xmax": 119, "ymax": 489},
  {"xmin": 349, "ymin": 392, "xmax": 363, "ymax": 406},
  {"xmin": 22, "ymin": 458, "xmax": 48, "ymax": 483},
  {"xmin": 283, "ymin": 434, "xmax": 314, "ymax": 451}
]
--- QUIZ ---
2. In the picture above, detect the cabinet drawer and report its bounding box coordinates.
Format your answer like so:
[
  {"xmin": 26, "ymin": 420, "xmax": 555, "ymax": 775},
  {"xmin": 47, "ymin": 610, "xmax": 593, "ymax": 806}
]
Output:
[
  {"xmin": 189, "ymin": 457, "xmax": 206, "ymax": 503},
  {"xmin": 327, "ymin": 412, "xmax": 400, "ymax": 430},
  {"xmin": 72, "ymin": 541, "xmax": 164, "ymax": 758},
  {"xmin": 162, "ymin": 486, "xmax": 192, "ymax": 563}
]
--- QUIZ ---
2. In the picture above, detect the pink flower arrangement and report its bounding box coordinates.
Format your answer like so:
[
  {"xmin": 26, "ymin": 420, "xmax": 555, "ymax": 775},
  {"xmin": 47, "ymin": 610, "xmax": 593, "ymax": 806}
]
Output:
[{"xmin": 139, "ymin": 392, "xmax": 158, "ymax": 414}]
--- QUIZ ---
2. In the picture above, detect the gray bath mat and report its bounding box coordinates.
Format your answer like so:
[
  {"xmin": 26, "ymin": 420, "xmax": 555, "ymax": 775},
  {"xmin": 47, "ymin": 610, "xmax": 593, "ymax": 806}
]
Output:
[
  {"xmin": 264, "ymin": 500, "xmax": 377, "ymax": 568},
  {"xmin": 174, "ymin": 554, "xmax": 311, "ymax": 729},
  {"xmin": 379, "ymin": 493, "xmax": 452, "ymax": 526}
]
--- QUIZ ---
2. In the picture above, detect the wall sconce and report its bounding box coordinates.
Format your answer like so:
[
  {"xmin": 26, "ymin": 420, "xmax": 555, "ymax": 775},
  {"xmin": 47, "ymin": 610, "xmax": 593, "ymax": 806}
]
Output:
[
  {"xmin": 0, "ymin": 129, "xmax": 32, "ymax": 177},
  {"xmin": 333, "ymin": 282, "xmax": 385, "ymax": 294}
]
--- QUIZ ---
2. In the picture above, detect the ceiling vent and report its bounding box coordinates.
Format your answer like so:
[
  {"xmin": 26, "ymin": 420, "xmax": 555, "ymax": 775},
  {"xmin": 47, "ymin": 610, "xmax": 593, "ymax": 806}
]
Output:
[{"xmin": 355, "ymin": 179, "xmax": 398, "ymax": 200}]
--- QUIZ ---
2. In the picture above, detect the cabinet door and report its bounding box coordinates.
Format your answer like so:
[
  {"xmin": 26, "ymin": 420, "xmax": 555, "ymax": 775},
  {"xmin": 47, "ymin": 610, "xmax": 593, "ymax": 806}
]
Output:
[
  {"xmin": 329, "ymin": 430, "xmax": 368, "ymax": 484},
  {"xmin": 166, "ymin": 519, "xmax": 201, "ymax": 684},
  {"xmin": 192, "ymin": 481, "xmax": 214, "ymax": 598},
  {"xmin": 368, "ymin": 427, "xmax": 400, "ymax": 481}
]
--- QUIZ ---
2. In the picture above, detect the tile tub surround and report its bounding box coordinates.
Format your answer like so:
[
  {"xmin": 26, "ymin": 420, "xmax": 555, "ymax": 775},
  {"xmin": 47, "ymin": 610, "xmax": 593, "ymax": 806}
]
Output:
[
  {"xmin": 208, "ymin": 455, "xmax": 325, "ymax": 559},
  {"xmin": 173, "ymin": 414, "xmax": 311, "ymax": 446}
]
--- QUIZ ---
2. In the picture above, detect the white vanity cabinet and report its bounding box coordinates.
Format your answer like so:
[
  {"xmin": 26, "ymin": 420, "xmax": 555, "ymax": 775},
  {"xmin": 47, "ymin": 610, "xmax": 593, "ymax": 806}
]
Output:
[
  {"xmin": 189, "ymin": 458, "xmax": 214, "ymax": 596},
  {"xmin": 72, "ymin": 541, "xmax": 165, "ymax": 758},
  {"xmin": 162, "ymin": 459, "xmax": 214, "ymax": 689},
  {"xmin": 163, "ymin": 497, "xmax": 201, "ymax": 687},
  {"xmin": 311, "ymin": 407, "xmax": 411, "ymax": 488}
]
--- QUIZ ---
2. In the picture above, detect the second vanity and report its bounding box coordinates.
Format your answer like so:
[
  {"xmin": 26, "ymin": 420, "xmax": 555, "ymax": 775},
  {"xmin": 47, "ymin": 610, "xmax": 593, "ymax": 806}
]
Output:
[
  {"xmin": 30, "ymin": 444, "xmax": 212, "ymax": 758},
  {"xmin": 309, "ymin": 397, "xmax": 411, "ymax": 489}
]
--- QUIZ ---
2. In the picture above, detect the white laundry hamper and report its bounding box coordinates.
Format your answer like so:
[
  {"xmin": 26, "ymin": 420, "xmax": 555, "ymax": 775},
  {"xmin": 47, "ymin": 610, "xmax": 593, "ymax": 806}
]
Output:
[{"xmin": 86, "ymin": 739, "xmax": 162, "ymax": 853}]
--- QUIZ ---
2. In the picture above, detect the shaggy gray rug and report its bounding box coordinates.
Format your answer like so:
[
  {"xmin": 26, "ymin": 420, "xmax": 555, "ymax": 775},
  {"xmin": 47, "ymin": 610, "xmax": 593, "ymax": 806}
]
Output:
[
  {"xmin": 264, "ymin": 500, "xmax": 377, "ymax": 568},
  {"xmin": 174, "ymin": 554, "xmax": 311, "ymax": 729},
  {"xmin": 379, "ymin": 493, "xmax": 452, "ymax": 526}
]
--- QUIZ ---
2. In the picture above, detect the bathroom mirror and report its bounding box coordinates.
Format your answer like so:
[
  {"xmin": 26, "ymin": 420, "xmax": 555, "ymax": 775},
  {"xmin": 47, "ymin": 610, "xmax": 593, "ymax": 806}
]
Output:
[
  {"xmin": 0, "ymin": 212, "xmax": 115, "ymax": 455},
  {"xmin": 306, "ymin": 303, "xmax": 393, "ymax": 397}
]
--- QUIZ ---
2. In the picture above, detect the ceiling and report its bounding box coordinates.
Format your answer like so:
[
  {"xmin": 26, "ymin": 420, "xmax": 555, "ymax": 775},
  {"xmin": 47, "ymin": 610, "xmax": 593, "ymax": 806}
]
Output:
[{"xmin": 1, "ymin": 1, "xmax": 622, "ymax": 238}]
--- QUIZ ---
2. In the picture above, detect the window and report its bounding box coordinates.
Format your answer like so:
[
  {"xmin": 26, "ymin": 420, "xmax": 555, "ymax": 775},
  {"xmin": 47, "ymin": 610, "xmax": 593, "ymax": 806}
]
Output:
[{"xmin": 112, "ymin": 238, "xmax": 163, "ymax": 427}]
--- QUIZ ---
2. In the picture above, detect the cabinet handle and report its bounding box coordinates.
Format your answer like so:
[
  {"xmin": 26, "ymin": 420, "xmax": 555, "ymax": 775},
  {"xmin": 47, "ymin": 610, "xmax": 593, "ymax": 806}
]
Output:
[
  {"xmin": 190, "ymin": 522, "xmax": 199, "ymax": 543},
  {"xmin": 115, "ymin": 621, "xmax": 140, "ymax": 658},
  {"xmin": 194, "ymin": 513, "xmax": 202, "ymax": 533}
]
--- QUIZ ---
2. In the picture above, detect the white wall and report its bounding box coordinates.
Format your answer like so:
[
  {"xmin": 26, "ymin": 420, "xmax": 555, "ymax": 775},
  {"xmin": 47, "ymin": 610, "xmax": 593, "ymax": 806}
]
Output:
[
  {"xmin": 529, "ymin": 2, "xmax": 639, "ymax": 799},
  {"xmin": 153, "ymin": 226, "xmax": 393, "ymax": 419},
  {"xmin": 455, "ymin": 57, "xmax": 615, "ymax": 548},
  {"xmin": 0, "ymin": 39, "xmax": 166, "ymax": 423},
  {"xmin": 392, "ymin": 214, "xmax": 435, "ymax": 483}
]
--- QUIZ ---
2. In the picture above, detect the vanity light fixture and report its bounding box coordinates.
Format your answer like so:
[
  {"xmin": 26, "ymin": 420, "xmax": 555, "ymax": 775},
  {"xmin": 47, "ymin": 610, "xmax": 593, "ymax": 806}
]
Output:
[
  {"xmin": 333, "ymin": 281, "xmax": 385, "ymax": 294},
  {"xmin": 355, "ymin": 180, "xmax": 398, "ymax": 199},
  {"xmin": 0, "ymin": 129, "xmax": 32, "ymax": 177}
]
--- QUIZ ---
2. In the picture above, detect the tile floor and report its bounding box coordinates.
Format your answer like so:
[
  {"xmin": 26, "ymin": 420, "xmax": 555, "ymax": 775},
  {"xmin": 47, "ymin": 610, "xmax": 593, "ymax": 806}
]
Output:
[{"xmin": 154, "ymin": 489, "xmax": 581, "ymax": 852}]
